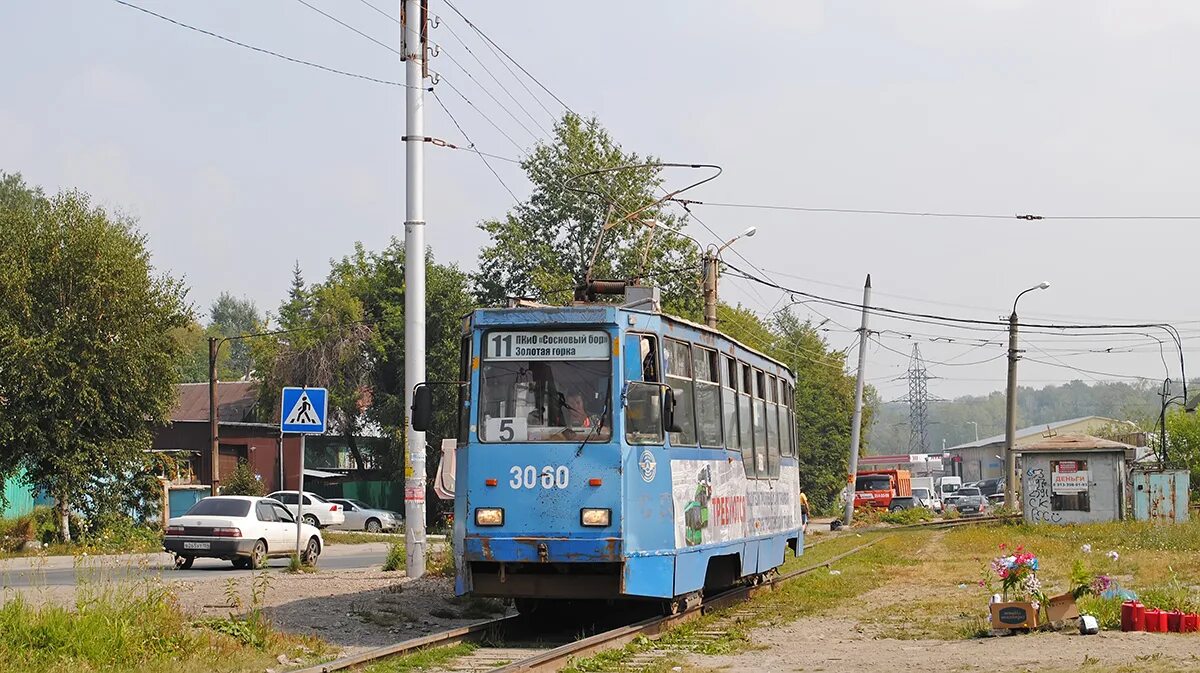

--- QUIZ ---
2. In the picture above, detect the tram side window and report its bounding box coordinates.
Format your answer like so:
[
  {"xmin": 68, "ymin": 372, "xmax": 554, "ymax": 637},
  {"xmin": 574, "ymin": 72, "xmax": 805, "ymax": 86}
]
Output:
[
  {"xmin": 693, "ymin": 346, "xmax": 723, "ymax": 447},
  {"xmin": 738, "ymin": 362, "xmax": 756, "ymax": 476},
  {"xmin": 765, "ymin": 375, "xmax": 781, "ymax": 479},
  {"xmin": 773, "ymin": 376, "xmax": 784, "ymax": 459},
  {"xmin": 665, "ymin": 339, "xmax": 697, "ymax": 446},
  {"xmin": 721, "ymin": 356, "xmax": 739, "ymax": 450},
  {"xmin": 752, "ymin": 369, "xmax": 768, "ymax": 476},
  {"xmin": 457, "ymin": 335, "xmax": 471, "ymax": 447},
  {"xmin": 785, "ymin": 383, "xmax": 797, "ymax": 457}
]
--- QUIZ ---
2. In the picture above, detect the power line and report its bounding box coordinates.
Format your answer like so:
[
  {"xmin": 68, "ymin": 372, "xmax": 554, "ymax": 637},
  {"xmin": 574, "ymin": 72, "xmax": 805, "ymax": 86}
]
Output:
[
  {"xmin": 676, "ymin": 199, "xmax": 1200, "ymax": 222},
  {"xmin": 433, "ymin": 19, "xmax": 552, "ymax": 135},
  {"xmin": 441, "ymin": 0, "xmax": 575, "ymax": 115},
  {"xmin": 434, "ymin": 46, "xmax": 540, "ymax": 140},
  {"xmin": 292, "ymin": 0, "xmax": 399, "ymax": 55},
  {"xmin": 436, "ymin": 75, "xmax": 527, "ymax": 154},
  {"xmin": 431, "ymin": 91, "xmax": 519, "ymax": 202},
  {"xmin": 109, "ymin": 0, "xmax": 420, "ymax": 89}
]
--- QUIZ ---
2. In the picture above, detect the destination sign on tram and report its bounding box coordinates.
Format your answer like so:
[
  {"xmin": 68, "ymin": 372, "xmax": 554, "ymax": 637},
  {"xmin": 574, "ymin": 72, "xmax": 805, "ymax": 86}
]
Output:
[{"xmin": 485, "ymin": 330, "xmax": 610, "ymax": 361}]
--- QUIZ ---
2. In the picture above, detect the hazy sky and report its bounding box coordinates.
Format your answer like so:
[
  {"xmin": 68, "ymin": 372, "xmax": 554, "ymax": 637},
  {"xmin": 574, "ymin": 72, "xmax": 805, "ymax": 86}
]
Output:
[{"xmin": 4, "ymin": 0, "xmax": 1200, "ymax": 399}]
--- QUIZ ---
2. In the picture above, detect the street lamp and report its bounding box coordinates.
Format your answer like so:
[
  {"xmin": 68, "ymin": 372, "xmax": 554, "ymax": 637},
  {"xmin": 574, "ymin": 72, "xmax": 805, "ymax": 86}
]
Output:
[
  {"xmin": 966, "ymin": 421, "xmax": 979, "ymax": 442},
  {"xmin": 1004, "ymin": 281, "xmax": 1051, "ymax": 509},
  {"xmin": 701, "ymin": 227, "xmax": 757, "ymax": 328}
]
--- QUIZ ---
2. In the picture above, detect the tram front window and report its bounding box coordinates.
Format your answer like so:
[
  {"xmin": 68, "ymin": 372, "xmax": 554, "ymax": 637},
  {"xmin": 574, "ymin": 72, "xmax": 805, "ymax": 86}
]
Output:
[{"xmin": 479, "ymin": 330, "xmax": 613, "ymax": 443}]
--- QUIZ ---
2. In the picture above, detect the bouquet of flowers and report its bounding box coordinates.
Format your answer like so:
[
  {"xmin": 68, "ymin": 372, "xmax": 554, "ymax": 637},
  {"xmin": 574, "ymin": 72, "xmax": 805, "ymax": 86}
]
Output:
[{"xmin": 984, "ymin": 544, "xmax": 1046, "ymax": 607}]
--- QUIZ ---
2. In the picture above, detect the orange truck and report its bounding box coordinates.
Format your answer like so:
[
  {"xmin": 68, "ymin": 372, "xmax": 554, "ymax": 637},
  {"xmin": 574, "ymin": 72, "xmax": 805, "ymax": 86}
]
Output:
[{"xmin": 854, "ymin": 469, "xmax": 915, "ymax": 511}]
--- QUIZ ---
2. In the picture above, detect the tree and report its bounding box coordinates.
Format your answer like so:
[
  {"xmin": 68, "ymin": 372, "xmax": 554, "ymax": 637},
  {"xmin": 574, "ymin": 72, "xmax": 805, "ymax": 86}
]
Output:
[
  {"xmin": 474, "ymin": 114, "xmax": 699, "ymax": 317},
  {"xmin": 0, "ymin": 173, "xmax": 189, "ymax": 540},
  {"xmin": 221, "ymin": 461, "xmax": 266, "ymax": 496},
  {"xmin": 209, "ymin": 292, "xmax": 262, "ymax": 378}
]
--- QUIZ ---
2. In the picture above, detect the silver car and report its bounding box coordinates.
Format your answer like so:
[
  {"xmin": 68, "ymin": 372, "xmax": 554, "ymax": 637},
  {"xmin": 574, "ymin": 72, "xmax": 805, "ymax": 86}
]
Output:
[{"xmin": 329, "ymin": 498, "xmax": 401, "ymax": 533}]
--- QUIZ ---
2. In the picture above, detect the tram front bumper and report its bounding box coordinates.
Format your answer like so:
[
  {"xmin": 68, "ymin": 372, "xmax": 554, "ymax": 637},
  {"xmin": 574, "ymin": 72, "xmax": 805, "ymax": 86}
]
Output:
[{"xmin": 464, "ymin": 536, "xmax": 623, "ymax": 563}]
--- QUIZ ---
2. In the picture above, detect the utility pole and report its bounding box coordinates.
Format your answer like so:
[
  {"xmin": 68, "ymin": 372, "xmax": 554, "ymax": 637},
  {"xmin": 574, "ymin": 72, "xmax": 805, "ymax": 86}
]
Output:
[
  {"xmin": 702, "ymin": 249, "xmax": 718, "ymax": 328},
  {"xmin": 1004, "ymin": 281, "xmax": 1050, "ymax": 509},
  {"xmin": 843, "ymin": 274, "xmax": 871, "ymax": 527},
  {"xmin": 208, "ymin": 336, "xmax": 220, "ymax": 496},
  {"xmin": 402, "ymin": 0, "xmax": 428, "ymax": 578}
]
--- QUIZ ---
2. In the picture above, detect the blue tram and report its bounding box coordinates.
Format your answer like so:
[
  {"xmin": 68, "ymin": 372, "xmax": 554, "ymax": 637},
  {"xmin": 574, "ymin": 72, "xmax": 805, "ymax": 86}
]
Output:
[{"xmin": 431, "ymin": 300, "xmax": 803, "ymax": 610}]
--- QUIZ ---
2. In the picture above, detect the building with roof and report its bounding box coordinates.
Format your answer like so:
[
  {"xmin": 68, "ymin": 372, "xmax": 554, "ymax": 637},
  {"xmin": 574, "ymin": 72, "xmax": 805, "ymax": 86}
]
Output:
[
  {"xmin": 151, "ymin": 382, "xmax": 306, "ymax": 496},
  {"xmin": 1018, "ymin": 433, "xmax": 1134, "ymax": 524},
  {"xmin": 944, "ymin": 416, "xmax": 1120, "ymax": 482}
]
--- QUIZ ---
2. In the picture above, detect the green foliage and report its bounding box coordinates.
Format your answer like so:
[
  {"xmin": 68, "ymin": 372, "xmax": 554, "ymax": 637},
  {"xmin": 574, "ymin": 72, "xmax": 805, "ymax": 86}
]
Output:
[
  {"xmin": 1164, "ymin": 409, "xmax": 1200, "ymax": 494},
  {"xmin": 426, "ymin": 543, "xmax": 455, "ymax": 578},
  {"xmin": 382, "ymin": 539, "xmax": 405, "ymax": 571},
  {"xmin": 0, "ymin": 172, "xmax": 189, "ymax": 541},
  {"xmin": 221, "ymin": 461, "xmax": 265, "ymax": 497},
  {"xmin": 209, "ymin": 292, "xmax": 262, "ymax": 378},
  {"xmin": 473, "ymin": 113, "xmax": 700, "ymax": 317},
  {"xmin": 364, "ymin": 643, "xmax": 478, "ymax": 673},
  {"xmin": 880, "ymin": 507, "xmax": 935, "ymax": 525}
]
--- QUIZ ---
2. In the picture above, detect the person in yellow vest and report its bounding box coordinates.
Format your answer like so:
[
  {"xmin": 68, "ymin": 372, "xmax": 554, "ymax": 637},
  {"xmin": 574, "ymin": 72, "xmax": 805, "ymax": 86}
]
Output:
[{"xmin": 798, "ymin": 489, "xmax": 810, "ymax": 534}]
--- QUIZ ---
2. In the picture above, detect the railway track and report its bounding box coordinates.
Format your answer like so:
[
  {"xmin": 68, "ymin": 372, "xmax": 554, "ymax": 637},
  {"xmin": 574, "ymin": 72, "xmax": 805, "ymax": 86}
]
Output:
[
  {"xmin": 294, "ymin": 538, "xmax": 876, "ymax": 673},
  {"xmin": 298, "ymin": 516, "xmax": 1007, "ymax": 673}
]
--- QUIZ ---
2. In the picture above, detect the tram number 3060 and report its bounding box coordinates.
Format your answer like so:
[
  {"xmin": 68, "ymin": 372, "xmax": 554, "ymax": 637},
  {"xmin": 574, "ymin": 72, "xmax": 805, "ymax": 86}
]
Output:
[{"xmin": 510, "ymin": 465, "xmax": 570, "ymax": 490}]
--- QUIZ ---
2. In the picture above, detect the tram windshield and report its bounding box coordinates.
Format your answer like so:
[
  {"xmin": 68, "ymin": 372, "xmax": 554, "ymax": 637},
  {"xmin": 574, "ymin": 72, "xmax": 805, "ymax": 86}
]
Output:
[{"xmin": 478, "ymin": 329, "xmax": 613, "ymax": 443}]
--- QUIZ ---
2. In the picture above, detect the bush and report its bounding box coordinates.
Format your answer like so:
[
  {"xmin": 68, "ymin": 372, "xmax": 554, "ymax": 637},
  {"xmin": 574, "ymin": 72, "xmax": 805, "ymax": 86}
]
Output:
[
  {"xmin": 426, "ymin": 544, "xmax": 456, "ymax": 578},
  {"xmin": 382, "ymin": 540, "xmax": 405, "ymax": 572},
  {"xmin": 881, "ymin": 507, "xmax": 935, "ymax": 525},
  {"xmin": 220, "ymin": 461, "xmax": 265, "ymax": 497}
]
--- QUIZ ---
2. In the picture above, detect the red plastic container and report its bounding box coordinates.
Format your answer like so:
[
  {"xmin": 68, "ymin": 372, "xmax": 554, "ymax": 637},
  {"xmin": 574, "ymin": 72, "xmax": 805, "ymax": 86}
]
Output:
[
  {"xmin": 1121, "ymin": 601, "xmax": 1137, "ymax": 632},
  {"xmin": 1168, "ymin": 611, "xmax": 1183, "ymax": 633},
  {"xmin": 1133, "ymin": 602, "xmax": 1146, "ymax": 631},
  {"xmin": 1145, "ymin": 608, "xmax": 1164, "ymax": 632},
  {"xmin": 1183, "ymin": 613, "xmax": 1199, "ymax": 633}
]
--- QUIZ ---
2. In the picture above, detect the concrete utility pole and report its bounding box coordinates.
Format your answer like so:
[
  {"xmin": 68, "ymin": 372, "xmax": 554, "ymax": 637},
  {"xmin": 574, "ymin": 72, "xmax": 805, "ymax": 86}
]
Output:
[
  {"xmin": 702, "ymin": 226, "xmax": 756, "ymax": 329},
  {"xmin": 402, "ymin": 0, "xmax": 428, "ymax": 578},
  {"xmin": 702, "ymin": 251, "xmax": 718, "ymax": 328},
  {"xmin": 843, "ymin": 274, "xmax": 871, "ymax": 527},
  {"xmin": 208, "ymin": 336, "xmax": 220, "ymax": 496},
  {"xmin": 1004, "ymin": 281, "xmax": 1050, "ymax": 509}
]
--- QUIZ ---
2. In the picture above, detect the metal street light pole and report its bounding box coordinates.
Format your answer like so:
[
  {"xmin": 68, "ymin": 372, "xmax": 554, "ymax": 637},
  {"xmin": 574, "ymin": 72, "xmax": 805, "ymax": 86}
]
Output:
[
  {"xmin": 1004, "ymin": 281, "xmax": 1050, "ymax": 509},
  {"xmin": 701, "ymin": 226, "xmax": 756, "ymax": 329}
]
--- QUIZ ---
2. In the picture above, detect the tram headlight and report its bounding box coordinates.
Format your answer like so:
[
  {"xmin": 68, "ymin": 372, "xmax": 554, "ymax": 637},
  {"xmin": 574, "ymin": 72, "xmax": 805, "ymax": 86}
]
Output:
[
  {"xmin": 580, "ymin": 508, "xmax": 611, "ymax": 527},
  {"xmin": 475, "ymin": 508, "xmax": 504, "ymax": 526}
]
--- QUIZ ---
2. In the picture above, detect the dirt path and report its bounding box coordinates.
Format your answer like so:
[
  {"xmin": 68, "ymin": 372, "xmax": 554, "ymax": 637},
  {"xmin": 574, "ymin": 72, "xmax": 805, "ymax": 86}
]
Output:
[
  {"xmin": 685, "ymin": 530, "xmax": 1200, "ymax": 672},
  {"xmin": 689, "ymin": 617, "xmax": 1200, "ymax": 672}
]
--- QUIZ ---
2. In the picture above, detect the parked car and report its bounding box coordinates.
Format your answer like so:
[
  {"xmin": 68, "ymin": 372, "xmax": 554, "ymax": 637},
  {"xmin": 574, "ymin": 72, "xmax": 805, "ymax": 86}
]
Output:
[
  {"xmin": 266, "ymin": 490, "xmax": 346, "ymax": 528},
  {"xmin": 977, "ymin": 478, "xmax": 1004, "ymax": 497},
  {"xmin": 987, "ymin": 492, "xmax": 1006, "ymax": 507},
  {"xmin": 329, "ymin": 498, "xmax": 401, "ymax": 533},
  {"xmin": 949, "ymin": 487, "xmax": 988, "ymax": 516},
  {"xmin": 912, "ymin": 487, "xmax": 942, "ymax": 513},
  {"xmin": 164, "ymin": 496, "xmax": 322, "ymax": 569}
]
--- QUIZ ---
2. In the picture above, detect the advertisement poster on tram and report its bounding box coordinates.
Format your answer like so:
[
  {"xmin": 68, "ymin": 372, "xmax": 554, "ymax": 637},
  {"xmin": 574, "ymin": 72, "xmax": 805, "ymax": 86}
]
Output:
[{"xmin": 671, "ymin": 459, "xmax": 797, "ymax": 548}]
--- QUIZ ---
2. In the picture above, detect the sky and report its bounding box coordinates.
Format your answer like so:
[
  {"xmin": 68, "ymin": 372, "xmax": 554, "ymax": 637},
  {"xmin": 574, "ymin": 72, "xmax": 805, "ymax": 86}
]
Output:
[{"xmin": 3, "ymin": 0, "xmax": 1200, "ymax": 400}]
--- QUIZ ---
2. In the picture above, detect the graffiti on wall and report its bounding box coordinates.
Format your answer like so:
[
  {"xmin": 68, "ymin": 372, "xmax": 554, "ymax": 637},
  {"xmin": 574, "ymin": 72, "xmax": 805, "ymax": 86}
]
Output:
[{"xmin": 1025, "ymin": 467, "xmax": 1062, "ymax": 523}]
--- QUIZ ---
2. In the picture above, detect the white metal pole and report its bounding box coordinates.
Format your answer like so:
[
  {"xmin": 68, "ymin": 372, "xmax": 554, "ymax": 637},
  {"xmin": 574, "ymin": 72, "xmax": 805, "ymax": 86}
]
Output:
[
  {"xmin": 843, "ymin": 275, "xmax": 871, "ymax": 526},
  {"xmin": 403, "ymin": 0, "xmax": 427, "ymax": 578},
  {"xmin": 295, "ymin": 434, "xmax": 305, "ymax": 558}
]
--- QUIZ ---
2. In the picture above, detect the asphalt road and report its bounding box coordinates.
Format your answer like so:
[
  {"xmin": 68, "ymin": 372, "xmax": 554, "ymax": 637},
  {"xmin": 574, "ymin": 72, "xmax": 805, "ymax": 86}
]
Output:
[{"xmin": 0, "ymin": 543, "xmax": 390, "ymax": 589}]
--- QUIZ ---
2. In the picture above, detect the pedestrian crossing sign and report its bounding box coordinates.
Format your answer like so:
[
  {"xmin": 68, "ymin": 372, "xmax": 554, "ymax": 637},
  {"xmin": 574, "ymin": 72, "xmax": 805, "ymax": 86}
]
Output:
[{"xmin": 280, "ymin": 387, "xmax": 328, "ymax": 434}]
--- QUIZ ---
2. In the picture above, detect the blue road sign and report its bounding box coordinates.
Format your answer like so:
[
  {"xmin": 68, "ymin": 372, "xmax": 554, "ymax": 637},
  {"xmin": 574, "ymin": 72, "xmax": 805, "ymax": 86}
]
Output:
[{"xmin": 280, "ymin": 387, "xmax": 328, "ymax": 434}]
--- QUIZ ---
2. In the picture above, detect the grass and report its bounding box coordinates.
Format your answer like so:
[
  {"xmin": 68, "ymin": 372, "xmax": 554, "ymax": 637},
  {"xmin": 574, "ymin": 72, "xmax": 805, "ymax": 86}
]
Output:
[
  {"xmin": 0, "ymin": 581, "xmax": 326, "ymax": 673},
  {"xmin": 362, "ymin": 642, "xmax": 478, "ymax": 673},
  {"xmin": 324, "ymin": 530, "xmax": 399, "ymax": 545},
  {"xmin": 564, "ymin": 532, "xmax": 917, "ymax": 673},
  {"xmin": 0, "ymin": 509, "xmax": 164, "ymax": 559}
]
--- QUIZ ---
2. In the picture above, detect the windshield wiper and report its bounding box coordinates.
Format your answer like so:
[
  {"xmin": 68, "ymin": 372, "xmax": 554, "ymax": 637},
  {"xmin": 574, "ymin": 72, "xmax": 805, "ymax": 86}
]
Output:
[{"xmin": 575, "ymin": 379, "xmax": 612, "ymax": 457}]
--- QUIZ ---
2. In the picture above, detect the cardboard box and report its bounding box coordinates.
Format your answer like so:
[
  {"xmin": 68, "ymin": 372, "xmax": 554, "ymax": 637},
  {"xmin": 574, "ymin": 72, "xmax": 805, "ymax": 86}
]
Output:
[
  {"xmin": 991, "ymin": 601, "xmax": 1039, "ymax": 629},
  {"xmin": 1045, "ymin": 593, "xmax": 1080, "ymax": 622}
]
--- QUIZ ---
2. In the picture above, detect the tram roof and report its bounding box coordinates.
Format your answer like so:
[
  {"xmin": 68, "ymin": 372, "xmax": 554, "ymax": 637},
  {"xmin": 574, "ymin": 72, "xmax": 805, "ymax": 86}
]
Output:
[{"xmin": 472, "ymin": 304, "xmax": 794, "ymax": 380}]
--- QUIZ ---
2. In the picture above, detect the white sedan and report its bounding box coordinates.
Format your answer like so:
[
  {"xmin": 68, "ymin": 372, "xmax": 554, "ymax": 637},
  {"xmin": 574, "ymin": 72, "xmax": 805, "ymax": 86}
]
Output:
[
  {"xmin": 266, "ymin": 490, "xmax": 346, "ymax": 528},
  {"xmin": 329, "ymin": 498, "xmax": 401, "ymax": 533},
  {"xmin": 164, "ymin": 496, "xmax": 322, "ymax": 569}
]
